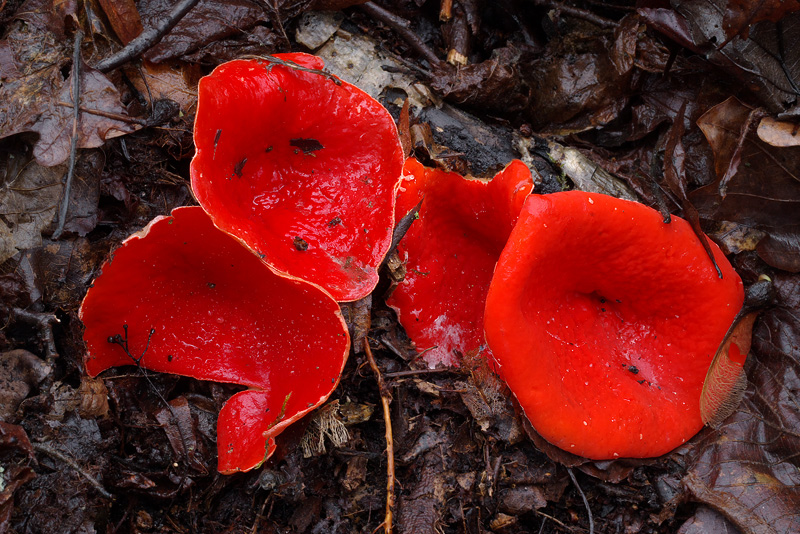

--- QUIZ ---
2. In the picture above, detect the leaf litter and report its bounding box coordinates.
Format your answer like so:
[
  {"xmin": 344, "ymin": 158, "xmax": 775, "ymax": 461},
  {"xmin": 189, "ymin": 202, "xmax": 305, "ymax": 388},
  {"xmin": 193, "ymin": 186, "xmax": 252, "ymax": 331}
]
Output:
[{"xmin": 0, "ymin": 1, "xmax": 798, "ymax": 533}]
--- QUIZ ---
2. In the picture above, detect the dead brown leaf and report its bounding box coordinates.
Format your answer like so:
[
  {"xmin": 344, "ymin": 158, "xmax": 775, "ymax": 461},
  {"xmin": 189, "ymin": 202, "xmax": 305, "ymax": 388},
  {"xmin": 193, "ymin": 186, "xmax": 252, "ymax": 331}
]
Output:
[
  {"xmin": 723, "ymin": 0, "xmax": 800, "ymax": 40},
  {"xmin": 691, "ymin": 99, "xmax": 800, "ymax": 228},
  {"xmin": 0, "ymin": 159, "xmax": 65, "ymax": 257},
  {"xmin": 0, "ymin": 422, "xmax": 36, "ymax": 531},
  {"xmin": 97, "ymin": 0, "xmax": 143, "ymax": 44},
  {"xmin": 641, "ymin": 5, "xmax": 800, "ymax": 116},
  {"xmin": 429, "ymin": 46, "xmax": 530, "ymax": 115},
  {"xmin": 756, "ymin": 227, "xmax": 800, "ymax": 272},
  {"xmin": 522, "ymin": 33, "xmax": 633, "ymax": 134},
  {"xmin": 138, "ymin": 0, "xmax": 292, "ymax": 63},
  {"xmin": 0, "ymin": 4, "xmax": 135, "ymax": 167},
  {"xmin": 685, "ymin": 273, "xmax": 800, "ymax": 534},
  {"xmin": 0, "ymin": 349, "xmax": 51, "ymax": 422}
]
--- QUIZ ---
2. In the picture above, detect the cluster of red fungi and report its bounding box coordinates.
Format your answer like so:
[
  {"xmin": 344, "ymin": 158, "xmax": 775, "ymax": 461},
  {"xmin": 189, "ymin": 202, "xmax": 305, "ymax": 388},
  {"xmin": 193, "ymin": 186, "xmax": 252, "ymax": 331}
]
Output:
[{"xmin": 81, "ymin": 53, "xmax": 744, "ymax": 474}]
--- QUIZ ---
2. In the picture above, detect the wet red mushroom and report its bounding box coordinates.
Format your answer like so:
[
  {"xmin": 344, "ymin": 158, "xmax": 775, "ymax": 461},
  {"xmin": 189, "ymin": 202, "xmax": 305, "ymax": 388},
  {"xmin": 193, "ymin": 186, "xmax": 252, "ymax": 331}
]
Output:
[
  {"xmin": 484, "ymin": 191, "xmax": 744, "ymax": 459},
  {"xmin": 81, "ymin": 207, "xmax": 350, "ymax": 473},
  {"xmin": 190, "ymin": 53, "xmax": 404, "ymax": 302},
  {"xmin": 387, "ymin": 158, "xmax": 533, "ymax": 367}
]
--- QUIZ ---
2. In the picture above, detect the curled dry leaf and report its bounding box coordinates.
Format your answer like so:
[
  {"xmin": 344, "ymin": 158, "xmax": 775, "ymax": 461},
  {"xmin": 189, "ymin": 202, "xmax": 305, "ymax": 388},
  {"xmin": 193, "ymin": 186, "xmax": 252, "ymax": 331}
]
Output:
[
  {"xmin": 699, "ymin": 312, "xmax": 757, "ymax": 428},
  {"xmin": 80, "ymin": 207, "xmax": 350, "ymax": 473}
]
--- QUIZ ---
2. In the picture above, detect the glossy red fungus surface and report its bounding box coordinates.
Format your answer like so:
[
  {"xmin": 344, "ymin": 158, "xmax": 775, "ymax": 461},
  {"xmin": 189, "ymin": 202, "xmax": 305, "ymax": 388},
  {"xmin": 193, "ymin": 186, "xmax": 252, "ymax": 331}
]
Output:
[
  {"xmin": 190, "ymin": 53, "xmax": 404, "ymax": 302},
  {"xmin": 80, "ymin": 207, "xmax": 349, "ymax": 473},
  {"xmin": 484, "ymin": 191, "xmax": 744, "ymax": 459},
  {"xmin": 387, "ymin": 158, "xmax": 533, "ymax": 368}
]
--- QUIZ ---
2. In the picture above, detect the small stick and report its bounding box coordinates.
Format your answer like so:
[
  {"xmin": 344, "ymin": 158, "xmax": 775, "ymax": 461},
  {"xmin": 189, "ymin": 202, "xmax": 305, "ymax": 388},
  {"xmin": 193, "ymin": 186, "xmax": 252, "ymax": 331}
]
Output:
[
  {"xmin": 108, "ymin": 326, "xmax": 192, "ymax": 466},
  {"xmin": 53, "ymin": 30, "xmax": 83, "ymax": 240},
  {"xmin": 359, "ymin": 2, "xmax": 445, "ymax": 68},
  {"xmin": 364, "ymin": 338, "xmax": 395, "ymax": 534},
  {"xmin": 94, "ymin": 0, "xmax": 202, "ymax": 73},
  {"xmin": 383, "ymin": 368, "xmax": 452, "ymax": 379},
  {"xmin": 533, "ymin": 0, "xmax": 617, "ymax": 29},
  {"xmin": 439, "ymin": 0, "xmax": 453, "ymax": 21},
  {"xmin": 385, "ymin": 198, "xmax": 423, "ymax": 259},
  {"xmin": 567, "ymin": 468, "xmax": 594, "ymax": 534},
  {"xmin": 12, "ymin": 308, "xmax": 59, "ymax": 381},
  {"xmin": 56, "ymin": 102, "xmax": 149, "ymax": 126},
  {"xmin": 238, "ymin": 54, "xmax": 342, "ymax": 85},
  {"xmin": 32, "ymin": 442, "xmax": 114, "ymax": 500}
]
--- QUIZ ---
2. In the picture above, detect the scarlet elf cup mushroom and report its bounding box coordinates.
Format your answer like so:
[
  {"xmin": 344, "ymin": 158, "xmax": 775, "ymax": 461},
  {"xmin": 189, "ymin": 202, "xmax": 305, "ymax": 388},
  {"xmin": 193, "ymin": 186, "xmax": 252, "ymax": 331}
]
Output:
[
  {"xmin": 81, "ymin": 207, "xmax": 350, "ymax": 474},
  {"xmin": 483, "ymin": 191, "xmax": 744, "ymax": 459},
  {"xmin": 388, "ymin": 157, "xmax": 534, "ymax": 368},
  {"xmin": 82, "ymin": 53, "xmax": 405, "ymax": 473},
  {"xmin": 190, "ymin": 53, "xmax": 404, "ymax": 302}
]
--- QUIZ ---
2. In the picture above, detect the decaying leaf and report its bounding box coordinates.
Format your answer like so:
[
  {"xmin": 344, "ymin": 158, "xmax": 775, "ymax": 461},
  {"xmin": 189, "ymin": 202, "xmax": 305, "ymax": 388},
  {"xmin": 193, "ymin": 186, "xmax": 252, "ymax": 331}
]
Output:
[
  {"xmin": 692, "ymin": 98, "xmax": 800, "ymax": 228},
  {"xmin": 0, "ymin": 350, "xmax": 52, "ymax": 422},
  {"xmin": 641, "ymin": 5, "xmax": 800, "ymax": 116},
  {"xmin": 300, "ymin": 401, "xmax": 349, "ymax": 458},
  {"xmin": 0, "ymin": 160, "xmax": 65, "ymax": 257},
  {"xmin": 0, "ymin": 7, "xmax": 135, "ymax": 167},
  {"xmin": 686, "ymin": 274, "xmax": 800, "ymax": 533}
]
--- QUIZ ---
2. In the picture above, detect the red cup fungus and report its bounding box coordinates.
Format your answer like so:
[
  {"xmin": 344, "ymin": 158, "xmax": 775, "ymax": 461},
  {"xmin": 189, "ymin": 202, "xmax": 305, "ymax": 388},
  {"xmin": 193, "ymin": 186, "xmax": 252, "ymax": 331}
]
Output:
[
  {"xmin": 190, "ymin": 53, "xmax": 404, "ymax": 302},
  {"xmin": 387, "ymin": 157, "xmax": 533, "ymax": 368},
  {"xmin": 483, "ymin": 191, "xmax": 744, "ymax": 459},
  {"xmin": 81, "ymin": 207, "xmax": 350, "ymax": 473}
]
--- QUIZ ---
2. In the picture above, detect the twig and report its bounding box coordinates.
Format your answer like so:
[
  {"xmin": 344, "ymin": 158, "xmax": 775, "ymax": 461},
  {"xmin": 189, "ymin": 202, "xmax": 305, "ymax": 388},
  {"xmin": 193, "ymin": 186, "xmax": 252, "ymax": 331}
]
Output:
[
  {"xmin": 359, "ymin": 2, "xmax": 445, "ymax": 68},
  {"xmin": 364, "ymin": 338, "xmax": 395, "ymax": 534},
  {"xmin": 53, "ymin": 30, "xmax": 83, "ymax": 241},
  {"xmin": 56, "ymin": 102, "xmax": 149, "ymax": 126},
  {"xmin": 533, "ymin": 0, "xmax": 617, "ymax": 29},
  {"xmin": 94, "ymin": 0, "xmax": 202, "ymax": 73},
  {"xmin": 12, "ymin": 308, "xmax": 59, "ymax": 380},
  {"xmin": 250, "ymin": 494, "xmax": 271, "ymax": 534},
  {"xmin": 108, "ymin": 325, "xmax": 192, "ymax": 466},
  {"xmin": 567, "ymin": 468, "xmax": 594, "ymax": 534},
  {"xmin": 239, "ymin": 54, "xmax": 342, "ymax": 85},
  {"xmin": 535, "ymin": 511, "xmax": 570, "ymax": 531},
  {"xmin": 383, "ymin": 368, "xmax": 453, "ymax": 379},
  {"xmin": 32, "ymin": 442, "xmax": 114, "ymax": 499},
  {"xmin": 387, "ymin": 198, "xmax": 423, "ymax": 255}
]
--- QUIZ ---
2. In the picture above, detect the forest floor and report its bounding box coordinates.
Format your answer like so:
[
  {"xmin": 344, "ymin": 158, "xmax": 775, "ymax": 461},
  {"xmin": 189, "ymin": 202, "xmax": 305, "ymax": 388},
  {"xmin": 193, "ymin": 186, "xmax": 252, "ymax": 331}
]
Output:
[{"xmin": 1, "ymin": 1, "xmax": 799, "ymax": 533}]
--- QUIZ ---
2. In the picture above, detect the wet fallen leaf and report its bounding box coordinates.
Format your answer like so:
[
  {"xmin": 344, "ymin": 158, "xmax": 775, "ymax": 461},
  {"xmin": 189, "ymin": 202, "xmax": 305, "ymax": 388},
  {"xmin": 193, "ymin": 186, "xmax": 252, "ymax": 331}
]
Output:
[
  {"xmin": 97, "ymin": 0, "xmax": 143, "ymax": 44},
  {"xmin": 0, "ymin": 7, "xmax": 135, "ymax": 167},
  {"xmin": 756, "ymin": 227, "xmax": 800, "ymax": 272},
  {"xmin": 722, "ymin": 0, "xmax": 800, "ymax": 41},
  {"xmin": 0, "ymin": 422, "xmax": 36, "ymax": 532},
  {"xmin": 429, "ymin": 46, "xmax": 530, "ymax": 114},
  {"xmin": 641, "ymin": 6, "xmax": 800, "ymax": 116},
  {"xmin": 522, "ymin": 32, "xmax": 633, "ymax": 134},
  {"xmin": 0, "ymin": 350, "xmax": 51, "ymax": 422},
  {"xmin": 691, "ymin": 98, "xmax": 800, "ymax": 228},
  {"xmin": 0, "ymin": 159, "xmax": 65, "ymax": 255},
  {"xmin": 685, "ymin": 273, "xmax": 800, "ymax": 533},
  {"xmin": 678, "ymin": 506, "xmax": 740, "ymax": 534},
  {"xmin": 138, "ymin": 0, "xmax": 293, "ymax": 63}
]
